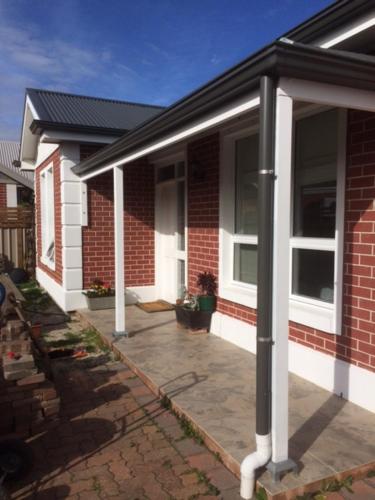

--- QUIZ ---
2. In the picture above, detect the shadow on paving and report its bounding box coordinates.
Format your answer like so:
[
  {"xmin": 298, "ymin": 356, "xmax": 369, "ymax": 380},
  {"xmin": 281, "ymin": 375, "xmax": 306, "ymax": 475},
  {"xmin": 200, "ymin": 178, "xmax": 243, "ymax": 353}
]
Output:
[{"xmin": 7, "ymin": 361, "xmax": 213, "ymax": 500}]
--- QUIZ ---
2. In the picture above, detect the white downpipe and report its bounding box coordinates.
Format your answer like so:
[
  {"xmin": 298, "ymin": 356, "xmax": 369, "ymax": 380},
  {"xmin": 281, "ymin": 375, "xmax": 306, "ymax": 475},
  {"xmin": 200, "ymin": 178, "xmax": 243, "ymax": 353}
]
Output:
[{"xmin": 240, "ymin": 433, "xmax": 272, "ymax": 499}]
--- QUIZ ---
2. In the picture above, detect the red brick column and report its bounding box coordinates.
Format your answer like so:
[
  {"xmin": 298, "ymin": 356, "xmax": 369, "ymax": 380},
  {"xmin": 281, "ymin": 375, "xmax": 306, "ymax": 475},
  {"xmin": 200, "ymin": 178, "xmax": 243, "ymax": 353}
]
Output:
[{"xmin": 0, "ymin": 184, "xmax": 7, "ymax": 207}]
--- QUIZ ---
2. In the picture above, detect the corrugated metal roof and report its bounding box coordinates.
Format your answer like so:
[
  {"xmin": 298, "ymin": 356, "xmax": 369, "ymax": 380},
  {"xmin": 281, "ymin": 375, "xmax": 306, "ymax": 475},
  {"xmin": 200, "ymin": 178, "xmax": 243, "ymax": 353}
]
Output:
[
  {"xmin": 0, "ymin": 141, "xmax": 34, "ymax": 189},
  {"xmin": 27, "ymin": 88, "xmax": 165, "ymax": 132}
]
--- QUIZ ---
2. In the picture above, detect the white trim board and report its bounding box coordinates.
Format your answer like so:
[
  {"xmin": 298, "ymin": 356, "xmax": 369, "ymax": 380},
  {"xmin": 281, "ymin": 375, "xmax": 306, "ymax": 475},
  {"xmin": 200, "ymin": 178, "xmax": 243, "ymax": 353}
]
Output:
[{"xmin": 210, "ymin": 311, "xmax": 375, "ymax": 413}]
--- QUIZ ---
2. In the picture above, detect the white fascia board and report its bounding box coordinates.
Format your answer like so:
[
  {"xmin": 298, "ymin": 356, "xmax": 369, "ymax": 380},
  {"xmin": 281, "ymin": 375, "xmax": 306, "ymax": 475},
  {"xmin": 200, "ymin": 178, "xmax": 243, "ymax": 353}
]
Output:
[
  {"xmin": 279, "ymin": 78, "xmax": 375, "ymax": 113},
  {"xmin": 20, "ymin": 98, "xmax": 39, "ymax": 168},
  {"xmin": 80, "ymin": 92, "xmax": 260, "ymax": 181},
  {"xmin": 318, "ymin": 12, "xmax": 375, "ymax": 49},
  {"xmin": 20, "ymin": 160, "xmax": 36, "ymax": 171},
  {"xmin": 40, "ymin": 130, "xmax": 118, "ymax": 145}
]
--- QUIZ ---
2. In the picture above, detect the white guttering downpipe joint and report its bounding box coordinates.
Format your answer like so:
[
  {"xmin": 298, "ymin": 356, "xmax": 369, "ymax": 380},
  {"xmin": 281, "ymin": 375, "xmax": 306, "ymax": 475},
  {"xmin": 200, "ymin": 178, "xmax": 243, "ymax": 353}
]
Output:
[{"xmin": 240, "ymin": 433, "xmax": 272, "ymax": 499}]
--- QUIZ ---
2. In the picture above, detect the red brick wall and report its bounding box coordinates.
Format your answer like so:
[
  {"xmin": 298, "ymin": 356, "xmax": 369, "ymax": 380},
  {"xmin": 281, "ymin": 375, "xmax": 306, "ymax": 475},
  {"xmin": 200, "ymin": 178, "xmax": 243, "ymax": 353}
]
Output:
[
  {"xmin": 82, "ymin": 160, "xmax": 155, "ymax": 289},
  {"xmin": 187, "ymin": 133, "xmax": 220, "ymax": 293},
  {"xmin": 0, "ymin": 184, "xmax": 7, "ymax": 207},
  {"xmin": 186, "ymin": 120, "xmax": 375, "ymax": 374},
  {"xmin": 187, "ymin": 133, "xmax": 258, "ymax": 324},
  {"xmin": 35, "ymin": 148, "xmax": 62, "ymax": 284}
]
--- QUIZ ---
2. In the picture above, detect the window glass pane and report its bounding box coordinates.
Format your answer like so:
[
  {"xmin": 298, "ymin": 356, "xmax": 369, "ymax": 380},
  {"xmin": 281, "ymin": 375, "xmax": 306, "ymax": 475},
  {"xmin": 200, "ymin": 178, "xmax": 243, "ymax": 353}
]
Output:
[
  {"xmin": 177, "ymin": 259, "xmax": 186, "ymax": 299},
  {"xmin": 235, "ymin": 134, "xmax": 259, "ymax": 235},
  {"xmin": 177, "ymin": 181, "xmax": 185, "ymax": 251},
  {"xmin": 233, "ymin": 243, "xmax": 257, "ymax": 285},
  {"xmin": 157, "ymin": 164, "xmax": 174, "ymax": 183},
  {"xmin": 292, "ymin": 248, "xmax": 334, "ymax": 303},
  {"xmin": 293, "ymin": 110, "xmax": 338, "ymax": 238}
]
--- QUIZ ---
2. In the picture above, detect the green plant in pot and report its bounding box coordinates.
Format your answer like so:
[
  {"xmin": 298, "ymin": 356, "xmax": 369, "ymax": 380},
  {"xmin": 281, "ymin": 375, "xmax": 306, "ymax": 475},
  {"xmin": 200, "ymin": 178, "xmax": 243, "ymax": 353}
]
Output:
[{"xmin": 197, "ymin": 271, "xmax": 217, "ymax": 312}]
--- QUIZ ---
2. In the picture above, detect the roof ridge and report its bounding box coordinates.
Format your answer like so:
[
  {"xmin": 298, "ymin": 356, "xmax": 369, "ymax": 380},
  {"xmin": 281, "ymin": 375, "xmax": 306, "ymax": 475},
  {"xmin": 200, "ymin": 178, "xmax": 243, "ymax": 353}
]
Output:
[{"xmin": 26, "ymin": 88, "xmax": 165, "ymax": 110}]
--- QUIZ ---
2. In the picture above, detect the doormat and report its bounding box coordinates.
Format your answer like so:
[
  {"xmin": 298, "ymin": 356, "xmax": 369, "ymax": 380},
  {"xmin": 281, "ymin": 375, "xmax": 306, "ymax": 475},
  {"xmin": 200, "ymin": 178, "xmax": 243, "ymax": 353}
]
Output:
[{"xmin": 136, "ymin": 300, "xmax": 175, "ymax": 313}]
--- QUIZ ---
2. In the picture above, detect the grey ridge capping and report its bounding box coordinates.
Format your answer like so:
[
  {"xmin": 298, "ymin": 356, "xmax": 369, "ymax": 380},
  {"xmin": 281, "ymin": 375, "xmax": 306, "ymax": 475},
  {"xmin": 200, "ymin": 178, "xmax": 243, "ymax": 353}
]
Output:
[
  {"xmin": 0, "ymin": 141, "xmax": 34, "ymax": 190},
  {"xmin": 26, "ymin": 88, "xmax": 165, "ymax": 137},
  {"xmin": 73, "ymin": 40, "xmax": 375, "ymax": 177}
]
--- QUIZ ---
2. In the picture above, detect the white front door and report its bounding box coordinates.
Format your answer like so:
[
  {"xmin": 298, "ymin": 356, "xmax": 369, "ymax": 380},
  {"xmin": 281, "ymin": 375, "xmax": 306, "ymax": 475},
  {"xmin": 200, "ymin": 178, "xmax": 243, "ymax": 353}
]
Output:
[
  {"xmin": 156, "ymin": 182, "xmax": 177, "ymax": 303},
  {"xmin": 155, "ymin": 161, "xmax": 187, "ymax": 303}
]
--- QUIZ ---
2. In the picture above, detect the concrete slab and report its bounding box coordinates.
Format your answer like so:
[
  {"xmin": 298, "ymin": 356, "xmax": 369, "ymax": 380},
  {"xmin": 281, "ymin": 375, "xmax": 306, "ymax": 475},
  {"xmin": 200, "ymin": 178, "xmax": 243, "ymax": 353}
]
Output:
[{"xmin": 78, "ymin": 306, "xmax": 375, "ymax": 498}]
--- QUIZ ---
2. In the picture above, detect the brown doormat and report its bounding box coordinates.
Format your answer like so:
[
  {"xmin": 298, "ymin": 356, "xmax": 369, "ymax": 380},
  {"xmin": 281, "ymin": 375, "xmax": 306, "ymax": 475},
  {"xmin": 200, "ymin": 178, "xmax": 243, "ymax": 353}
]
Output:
[{"xmin": 136, "ymin": 300, "xmax": 175, "ymax": 313}]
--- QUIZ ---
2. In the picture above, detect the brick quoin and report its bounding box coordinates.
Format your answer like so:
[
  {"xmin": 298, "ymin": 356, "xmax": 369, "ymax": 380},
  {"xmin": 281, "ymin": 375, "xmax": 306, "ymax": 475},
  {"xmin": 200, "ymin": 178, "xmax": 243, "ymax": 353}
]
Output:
[
  {"xmin": 0, "ymin": 184, "xmax": 7, "ymax": 207},
  {"xmin": 82, "ymin": 159, "xmax": 154, "ymax": 289},
  {"xmin": 35, "ymin": 148, "xmax": 62, "ymax": 284},
  {"xmin": 186, "ymin": 119, "xmax": 375, "ymax": 373}
]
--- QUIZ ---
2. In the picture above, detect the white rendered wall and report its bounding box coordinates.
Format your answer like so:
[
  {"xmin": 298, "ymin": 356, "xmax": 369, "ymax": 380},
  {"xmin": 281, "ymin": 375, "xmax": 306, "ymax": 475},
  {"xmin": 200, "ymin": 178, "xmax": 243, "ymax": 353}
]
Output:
[
  {"xmin": 6, "ymin": 184, "xmax": 17, "ymax": 207},
  {"xmin": 211, "ymin": 311, "xmax": 375, "ymax": 413},
  {"xmin": 60, "ymin": 143, "xmax": 84, "ymax": 295}
]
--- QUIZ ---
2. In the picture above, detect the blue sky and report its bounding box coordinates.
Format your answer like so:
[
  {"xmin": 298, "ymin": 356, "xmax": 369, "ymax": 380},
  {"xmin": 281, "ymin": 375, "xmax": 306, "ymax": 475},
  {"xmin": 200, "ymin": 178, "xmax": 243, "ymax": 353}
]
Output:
[{"xmin": 0, "ymin": 0, "xmax": 332, "ymax": 141}]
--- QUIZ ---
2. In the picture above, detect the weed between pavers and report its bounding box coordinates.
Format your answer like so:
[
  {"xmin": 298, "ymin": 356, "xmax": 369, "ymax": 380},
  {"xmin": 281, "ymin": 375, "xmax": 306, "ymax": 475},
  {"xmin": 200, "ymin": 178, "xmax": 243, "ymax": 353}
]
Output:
[
  {"xmin": 183, "ymin": 468, "xmax": 220, "ymax": 497},
  {"xmin": 160, "ymin": 396, "xmax": 204, "ymax": 445},
  {"xmin": 255, "ymin": 470, "xmax": 371, "ymax": 500},
  {"xmin": 93, "ymin": 476, "xmax": 101, "ymax": 494}
]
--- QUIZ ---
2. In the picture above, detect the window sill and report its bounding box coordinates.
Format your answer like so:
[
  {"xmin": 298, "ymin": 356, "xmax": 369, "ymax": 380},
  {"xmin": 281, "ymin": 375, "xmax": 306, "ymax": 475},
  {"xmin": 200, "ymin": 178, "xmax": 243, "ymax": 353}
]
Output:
[
  {"xmin": 41, "ymin": 255, "xmax": 55, "ymax": 271},
  {"xmin": 219, "ymin": 283, "xmax": 337, "ymax": 334}
]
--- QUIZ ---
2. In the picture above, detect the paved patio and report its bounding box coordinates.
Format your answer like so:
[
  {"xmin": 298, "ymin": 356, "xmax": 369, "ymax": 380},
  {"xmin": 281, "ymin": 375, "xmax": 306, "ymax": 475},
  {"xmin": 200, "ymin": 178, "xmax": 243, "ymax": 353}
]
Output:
[{"xmin": 78, "ymin": 306, "xmax": 375, "ymax": 498}]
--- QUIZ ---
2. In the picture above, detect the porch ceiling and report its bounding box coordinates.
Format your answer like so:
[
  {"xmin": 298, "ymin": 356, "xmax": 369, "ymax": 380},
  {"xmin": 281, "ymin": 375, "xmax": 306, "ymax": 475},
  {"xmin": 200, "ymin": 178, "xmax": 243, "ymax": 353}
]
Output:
[
  {"xmin": 78, "ymin": 306, "xmax": 375, "ymax": 498},
  {"xmin": 73, "ymin": 40, "xmax": 375, "ymax": 179}
]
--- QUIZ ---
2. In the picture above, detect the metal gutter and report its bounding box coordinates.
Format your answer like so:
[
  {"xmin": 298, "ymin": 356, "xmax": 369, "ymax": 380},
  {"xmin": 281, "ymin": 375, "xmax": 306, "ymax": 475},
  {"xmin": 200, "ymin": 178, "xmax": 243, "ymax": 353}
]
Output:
[
  {"xmin": 73, "ymin": 41, "xmax": 375, "ymax": 178},
  {"xmin": 284, "ymin": 0, "xmax": 372, "ymax": 44},
  {"xmin": 30, "ymin": 120, "xmax": 128, "ymax": 138}
]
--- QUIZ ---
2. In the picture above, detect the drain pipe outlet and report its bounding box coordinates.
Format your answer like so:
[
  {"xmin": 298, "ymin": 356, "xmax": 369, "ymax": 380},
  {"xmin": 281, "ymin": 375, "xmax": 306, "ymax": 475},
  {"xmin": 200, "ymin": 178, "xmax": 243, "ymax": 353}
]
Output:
[{"xmin": 240, "ymin": 433, "xmax": 272, "ymax": 499}]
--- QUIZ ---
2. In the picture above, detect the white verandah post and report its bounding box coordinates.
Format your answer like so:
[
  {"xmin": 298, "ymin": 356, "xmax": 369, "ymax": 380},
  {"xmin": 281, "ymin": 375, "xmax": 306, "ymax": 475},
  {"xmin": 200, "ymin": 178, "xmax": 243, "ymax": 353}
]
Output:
[
  {"xmin": 113, "ymin": 164, "xmax": 127, "ymax": 337},
  {"xmin": 267, "ymin": 87, "xmax": 296, "ymax": 479}
]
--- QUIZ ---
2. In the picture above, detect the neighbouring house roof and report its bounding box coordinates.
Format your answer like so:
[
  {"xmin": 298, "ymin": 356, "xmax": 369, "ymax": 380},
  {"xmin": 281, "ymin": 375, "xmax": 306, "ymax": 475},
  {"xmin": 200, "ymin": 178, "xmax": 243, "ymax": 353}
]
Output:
[
  {"xmin": 26, "ymin": 88, "xmax": 165, "ymax": 136},
  {"xmin": 0, "ymin": 141, "xmax": 34, "ymax": 190},
  {"xmin": 73, "ymin": 40, "xmax": 375, "ymax": 178}
]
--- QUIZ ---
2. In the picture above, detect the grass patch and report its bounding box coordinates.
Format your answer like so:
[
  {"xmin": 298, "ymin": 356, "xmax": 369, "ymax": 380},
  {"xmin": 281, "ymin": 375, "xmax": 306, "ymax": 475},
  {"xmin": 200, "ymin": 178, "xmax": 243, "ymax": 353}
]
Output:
[
  {"xmin": 45, "ymin": 327, "xmax": 110, "ymax": 355},
  {"xmin": 18, "ymin": 280, "xmax": 52, "ymax": 311},
  {"xmin": 194, "ymin": 469, "xmax": 220, "ymax": 496}
]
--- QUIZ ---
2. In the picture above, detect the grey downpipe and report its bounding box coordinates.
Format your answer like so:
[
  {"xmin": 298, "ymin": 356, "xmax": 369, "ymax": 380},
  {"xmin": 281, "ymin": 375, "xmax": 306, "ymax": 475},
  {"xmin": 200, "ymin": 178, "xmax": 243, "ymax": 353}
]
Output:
[{"xmin": 240, "ymin": 75, "xmax": 275, "ymax": 499}]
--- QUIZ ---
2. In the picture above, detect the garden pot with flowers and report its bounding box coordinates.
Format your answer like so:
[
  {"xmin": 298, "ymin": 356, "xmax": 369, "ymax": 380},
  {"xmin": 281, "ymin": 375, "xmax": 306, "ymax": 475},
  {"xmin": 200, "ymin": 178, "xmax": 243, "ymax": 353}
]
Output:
[
  {"xmin": 175, "ymin": 272, "xmax": 217, "ymax": 332},
  {"xmin": 83, "ymin": 278, "xmax": 115, "ymax": 310}
]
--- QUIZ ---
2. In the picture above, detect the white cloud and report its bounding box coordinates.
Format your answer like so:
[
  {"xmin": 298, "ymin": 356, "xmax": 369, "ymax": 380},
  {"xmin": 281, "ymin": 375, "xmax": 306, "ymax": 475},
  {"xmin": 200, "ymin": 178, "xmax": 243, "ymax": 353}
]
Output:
[{"xmin": 0, "ymin": 20, "xmax": 130, "ymax": 139}]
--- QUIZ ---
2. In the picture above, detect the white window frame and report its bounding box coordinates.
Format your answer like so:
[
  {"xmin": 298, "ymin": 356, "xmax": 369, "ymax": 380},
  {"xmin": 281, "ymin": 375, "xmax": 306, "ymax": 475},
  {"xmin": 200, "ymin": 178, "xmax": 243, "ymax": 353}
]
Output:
[
  {"xmin": 40, "ymin": 163, "xmax": 55, "ymax": 270},
  {"xmin": 219, "ymin": 108, "xmax": 346, "ymax": 334},
  {"xmin": 219, "ymin": 124, "xmax": 259, "ymax": 309}
]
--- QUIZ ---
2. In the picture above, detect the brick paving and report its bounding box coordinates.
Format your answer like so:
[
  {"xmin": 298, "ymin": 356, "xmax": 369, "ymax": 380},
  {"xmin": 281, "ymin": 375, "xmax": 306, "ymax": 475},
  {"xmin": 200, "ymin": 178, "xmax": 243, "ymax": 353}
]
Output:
[{"xmin": 8, "ymin": 359, "xmax": 242, "ymax": 500}]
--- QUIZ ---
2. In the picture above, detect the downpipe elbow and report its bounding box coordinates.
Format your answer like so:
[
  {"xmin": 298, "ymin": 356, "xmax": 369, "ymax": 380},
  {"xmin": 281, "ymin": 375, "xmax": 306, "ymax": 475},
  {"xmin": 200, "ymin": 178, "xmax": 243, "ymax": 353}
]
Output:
[{"xmin": 240, "ymin": 434, "xmax": 271, "ymax": 499}]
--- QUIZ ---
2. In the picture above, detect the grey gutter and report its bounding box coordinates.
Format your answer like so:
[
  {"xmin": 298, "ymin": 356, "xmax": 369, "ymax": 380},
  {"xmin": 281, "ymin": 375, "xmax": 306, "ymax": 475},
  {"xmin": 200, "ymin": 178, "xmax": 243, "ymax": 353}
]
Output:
[
  {"xmin": 0, "ymin": 162, "xmax": 34, "ymax": 190},
  {"xmin": 284, "ymin": 0, "xmax": 372, "ymax": 44},
  {"xmin": 30, "ymin": 120, "xmax": 128, "ymax": 138},
  {"xmin": 73, "ymin": 40, "xmax": 375, "ymax": 177}
]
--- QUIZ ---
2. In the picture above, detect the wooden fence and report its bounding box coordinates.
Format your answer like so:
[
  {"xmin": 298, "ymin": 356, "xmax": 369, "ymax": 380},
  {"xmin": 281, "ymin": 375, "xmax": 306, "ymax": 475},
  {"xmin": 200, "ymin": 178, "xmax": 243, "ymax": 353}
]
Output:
[{"xmin": 0, "ymin": 207, "xmax": 35, "ymax": 274}]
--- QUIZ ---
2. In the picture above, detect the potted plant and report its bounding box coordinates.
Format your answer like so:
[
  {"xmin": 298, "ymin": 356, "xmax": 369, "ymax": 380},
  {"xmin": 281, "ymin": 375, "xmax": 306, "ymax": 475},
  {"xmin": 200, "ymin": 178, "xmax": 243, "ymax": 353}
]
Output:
[
  {"xmin": 83, "ymin": 278, "xmax": 115, "ymax": 310},
  {"xmin": 197, "ymin": 271, "xmax": 217, "ymax": 312}
]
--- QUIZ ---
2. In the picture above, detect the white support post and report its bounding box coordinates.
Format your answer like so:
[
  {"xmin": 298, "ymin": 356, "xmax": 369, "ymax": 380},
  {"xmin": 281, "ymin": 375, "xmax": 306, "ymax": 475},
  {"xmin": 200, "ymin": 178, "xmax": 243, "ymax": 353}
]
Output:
[
  {"xmin": 113, "ymin": 165, "xmax": 127, "ymax": 337},
  {"xmin": 271, "ymin": 89, "xmax": 294, "ymax": 466}
]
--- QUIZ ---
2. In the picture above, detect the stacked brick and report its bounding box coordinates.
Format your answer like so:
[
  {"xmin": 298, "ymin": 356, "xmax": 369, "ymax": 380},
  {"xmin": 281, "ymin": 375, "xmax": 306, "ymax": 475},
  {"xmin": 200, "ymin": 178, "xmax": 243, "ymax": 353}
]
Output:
[{"xmin": 0, "ymin": 320, "xmax": 60, "ymax": 437}]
